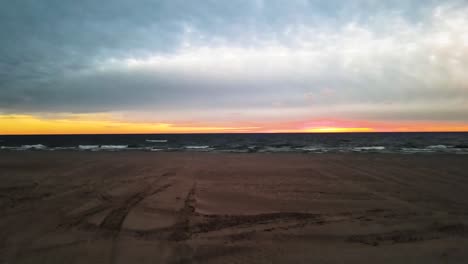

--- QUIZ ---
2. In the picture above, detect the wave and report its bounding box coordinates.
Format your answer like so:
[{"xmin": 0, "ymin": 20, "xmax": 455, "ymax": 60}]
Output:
[
  {"xmin": 78, "ymin": 145, "xmax": 129, "ymax": 151},
  {"xmin": 401, "ymin": 145, "xmax": 455, "ymax": 153},
  {"xmin": 297, "ymin": 146, "xmax": 324, "ymax": 152},
  {"xmin": 185, "ymin": 145, "xmax": 210, "ymax": 149},
  {"xmin": 149, "ymin": 148, "xmax": 164, "ymax": 152},
  {"xmin": 146, "ymin": 139, "xmax": 168, "ymax": 143},
  {"xmin": 1, "ymin": 143, "xmax": 467, "ymax": 154},
  {"xmin": 0, "ymin": 144, "xmax": 48, "ymax": 150},
  {"xmin": 427, "ymin": 145, "xmax": 448, "ymax": 149},
  {"xmin": 352, "ymin": 146, "xmax": 386, "ymax": 151},
  {"xmin": 100, "ymin": 145, "xmax": 128, "ymax": 150},
  {"xmin": 0, "ymin": 146, "xmax": 15, "ymax": 150},
  {"xmin": 50, "ymin": 147, "xmax": 76, "ymax": 151},
  {"xmin": 259, "ymin": 146, "xmax": 295, "ymax": 152},
  {"xmin": 21, "ymin": 144, "xmax": 47, "ymax": 150},
  {"xmin": 78, "ymin": 145, "xmax": 100, "ymax": 150},
  {"xmin": 401, "ymin": 148, "xmax": 436, "ymax": 153}
]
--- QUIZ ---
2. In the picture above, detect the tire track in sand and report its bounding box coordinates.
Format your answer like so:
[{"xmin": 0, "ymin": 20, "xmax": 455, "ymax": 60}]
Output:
[
  {"xmin": 105, "ymin": 170, "xmax": 176, "ymax": 264},
  {"xmin": 169, "ymin": 184, "xmax": 196, "ymax": 241},
  {"xmin": 100, "ymin": 183, "xmax": 172, "ymax": 231}
]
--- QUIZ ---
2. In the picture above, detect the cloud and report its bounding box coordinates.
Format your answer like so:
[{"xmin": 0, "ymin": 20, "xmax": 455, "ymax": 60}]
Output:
[{"xmin": 0, "ymin": 0, "xmax": 467, "ymax": 123}]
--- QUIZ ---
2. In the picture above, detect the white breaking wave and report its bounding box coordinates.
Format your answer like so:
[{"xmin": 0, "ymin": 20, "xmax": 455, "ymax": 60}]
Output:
[
  {"xmin": 149, "ymin": 148, "xmax": 164, "ymax": 152},
  {"xmin": 352, "ymin": 146, "xmax": 386, "ymax": 151},
  {"xmin": 51, "ymin": 147, "xmax": 76, "ymax": 151},
  {"xmin": 0, "ymin": 146, "xmax": 16, "ymax": 149},
  {"xmin": 146, "ymin": 139, "xmax": 168, "ymax": 143},
  {"xmin": 100, "ymin": 145, "xmax": 128, "ymax": 150},
  {"xmin": 427, "ymin": 145, "xmax": 448, "ymax": 149},
  {"xmin": 401, "ymin": 148, "xmax": 435, "ymax": 153},
  {"xmin": 259, "ymin": 146, "xmax": 294, "ymax": 152},
  {"xmin": 401, "ymin": 144, "xmax": 452, "ymax": 153},
  {"xmin": 78, "ymin": 145, "xmax": 129, "ymax": 151},
  {"xmin": 78, "ymin": 145, "xmax": 100, "ymax": 150},
  {"xmin": 20, "ymin": 144, "xmax": 47, "ymax": 150},
  {"xmin": 185, "ymin": 145, "xmax": 211, "ymax": 150},
  {"xmin": 298, "ymin": 146, "xmax": 323, "ymax": 152}
]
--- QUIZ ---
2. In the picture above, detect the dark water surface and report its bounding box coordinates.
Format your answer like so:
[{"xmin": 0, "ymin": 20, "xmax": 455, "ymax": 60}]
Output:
[{"xmin": 1, "ymin": 132, "xmax": 468, "ymax": 153}]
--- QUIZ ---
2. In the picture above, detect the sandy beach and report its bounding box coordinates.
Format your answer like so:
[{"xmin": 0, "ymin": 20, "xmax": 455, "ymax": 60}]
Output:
[{"xmin": 1, "ymin": 151, "xmax": 468, "ymax": 263}]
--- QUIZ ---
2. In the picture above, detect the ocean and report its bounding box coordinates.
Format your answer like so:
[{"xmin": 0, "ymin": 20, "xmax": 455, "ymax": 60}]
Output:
[{"xmin": 1, "ymin": 132, "xmax": 468, "ymax": 154}]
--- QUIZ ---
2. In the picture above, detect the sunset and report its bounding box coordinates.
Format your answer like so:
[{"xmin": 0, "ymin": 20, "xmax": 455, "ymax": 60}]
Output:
[
  {"xmin": 1, "ymin": 1, "xmax": 468, "ymax": 263},
  {"xmin": 3, "ymin": 114, "xmax": 468, "ymax": 134},
  {"xmin": 1, "ymin": 1, "xmax": 468, "ymax": 134}
]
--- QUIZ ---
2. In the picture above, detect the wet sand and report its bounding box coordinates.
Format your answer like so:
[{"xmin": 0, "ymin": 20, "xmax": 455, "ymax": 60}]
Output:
[{"xmin": 1, "ymin": 151, "xmax": 468, "ymax": 263}]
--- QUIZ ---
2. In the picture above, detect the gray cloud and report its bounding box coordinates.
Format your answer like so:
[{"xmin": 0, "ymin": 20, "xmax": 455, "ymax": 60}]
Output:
[{"xmin": 1, "ymin": 0, "xmax": 468, "ymax": 123}]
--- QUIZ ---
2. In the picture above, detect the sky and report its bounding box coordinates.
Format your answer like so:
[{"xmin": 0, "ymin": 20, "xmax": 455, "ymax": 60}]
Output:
[{"xmin": 1, "ymin": 0, "xmax": 468, "ymax": 134}]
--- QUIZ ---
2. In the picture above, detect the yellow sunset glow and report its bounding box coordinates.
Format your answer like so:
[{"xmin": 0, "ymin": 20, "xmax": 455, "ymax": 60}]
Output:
[
  {"xmin": 0, "ymin": 115, "xmax": 254, "ymax": 135},
  {"xmin": 2, "ymin": 114, "xmax": 468, "ymax": 135},
  {"xmin": 303, "ymin": 127, "xmax": 374, "ymax": 133}
]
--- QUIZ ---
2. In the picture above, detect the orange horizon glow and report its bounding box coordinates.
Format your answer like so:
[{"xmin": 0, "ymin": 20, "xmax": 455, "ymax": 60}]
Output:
[{"xmin": 1, "ymin": 114, "xmax": 468, "ymax": 135}]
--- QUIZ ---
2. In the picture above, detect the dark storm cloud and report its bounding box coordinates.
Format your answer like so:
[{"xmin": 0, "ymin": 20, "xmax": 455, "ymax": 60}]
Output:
[{"xmin": 0, "ymin": 0, "xmax": 467, "ymax": 122}]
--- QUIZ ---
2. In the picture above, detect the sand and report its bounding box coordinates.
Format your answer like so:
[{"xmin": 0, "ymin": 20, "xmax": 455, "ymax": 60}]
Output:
[{"xmin": 1, "ymin": 151, "xmax": 468, "ymax": 263}]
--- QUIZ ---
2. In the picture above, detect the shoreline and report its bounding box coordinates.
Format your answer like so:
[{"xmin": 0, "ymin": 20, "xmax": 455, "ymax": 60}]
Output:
[{"xmin": 1, "ymin": 148, "xmax": 468, "ymax": 155}]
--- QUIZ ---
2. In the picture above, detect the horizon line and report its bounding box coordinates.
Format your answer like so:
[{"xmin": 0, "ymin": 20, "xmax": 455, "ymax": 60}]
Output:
[{"xmin": 2, "ymin": 131, "xmax": 468, "ymax": 136}]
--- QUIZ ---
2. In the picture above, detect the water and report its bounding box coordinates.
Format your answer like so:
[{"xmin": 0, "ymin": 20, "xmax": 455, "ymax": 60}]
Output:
[{"xmin": 1, "ymin": 132, "xmax": 468, "ymax": 154}]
